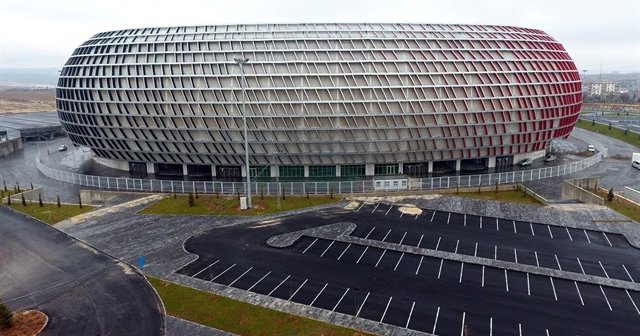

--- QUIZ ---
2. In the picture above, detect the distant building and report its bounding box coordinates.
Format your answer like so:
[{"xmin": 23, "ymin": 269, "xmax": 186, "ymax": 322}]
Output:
[{"xmin": 590, "ymin": 81, "xmax": 619, "ymax": 96}]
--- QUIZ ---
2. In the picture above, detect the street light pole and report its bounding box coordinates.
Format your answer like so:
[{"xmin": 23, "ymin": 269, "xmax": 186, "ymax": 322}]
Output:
[{"xmin": 234, "ymin": 57, "xmax": 252, "ymax": 209}]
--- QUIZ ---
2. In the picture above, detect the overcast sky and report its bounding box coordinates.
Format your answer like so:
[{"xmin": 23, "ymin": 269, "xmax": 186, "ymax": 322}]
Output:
[{"xmin": 0, "ymin": 0, "xmax": 638, "ymax": 73}]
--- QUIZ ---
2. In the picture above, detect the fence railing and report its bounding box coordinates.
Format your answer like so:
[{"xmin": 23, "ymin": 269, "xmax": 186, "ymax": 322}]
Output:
[{"xmin": 36, "ymin": 150, "xmax": 604, "ymax": 196}]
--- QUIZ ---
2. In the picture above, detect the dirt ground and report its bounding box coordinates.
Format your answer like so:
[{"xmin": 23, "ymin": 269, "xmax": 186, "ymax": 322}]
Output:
[{"xmin": 0, "ymin": 90, "xmax": 56, "ymax": 114}]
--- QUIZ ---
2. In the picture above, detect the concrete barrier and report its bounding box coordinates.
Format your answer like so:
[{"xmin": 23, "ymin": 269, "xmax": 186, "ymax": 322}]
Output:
[
  {"xmin": 623, "ymin": 187, "xmax": 640, "ymax": 205},
  {"xmin": 562, "ymin": 177, "xmax": 604, "ymax": 205},
  {"xmin": 8, "ymin": 187, "xmax": 43, "ymax": 203},
  {"xmin": 0, "ymin": 137, "xmax": 23, "ymax": 157},
  {"xmin": 79, "ymin": 189, "xmax": 153, "ymax": 204},
  {"xmin": 518, "ymin": 184, "xmax": 549, "ymax": 205}
]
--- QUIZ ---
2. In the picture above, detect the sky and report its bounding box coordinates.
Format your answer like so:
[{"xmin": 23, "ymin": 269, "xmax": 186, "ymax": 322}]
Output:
[{"xmin": 0, "ymin": 0, "xmax": 638, "ymax": 74}]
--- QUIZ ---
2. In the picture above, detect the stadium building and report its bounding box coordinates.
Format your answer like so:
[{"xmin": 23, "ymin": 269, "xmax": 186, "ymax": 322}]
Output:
[{"xmin": 56, "ymin": 23, "xmax": 582, "ymax": 179}]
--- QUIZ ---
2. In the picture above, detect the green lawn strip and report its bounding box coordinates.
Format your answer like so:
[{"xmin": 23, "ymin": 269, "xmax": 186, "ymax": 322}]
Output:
[
  {"xmin": 139, "ymin": 195, "xmax": 341, "ymax": 216},
  {"xmin": 5, "ymin": 202, "xmax": 95, "ymax": 225},
  {"xmin": 455, "ymin": 189, "xmax": 542, "ymax": 206},
  {"xmin": 592, "ymin": 189, "xmax": 640, "ymax": 223},
  {"xmin": 147, "ymin": 277, "xmax": 370, "ymax": 336},
  {"xmin": 574, "ymin": 120, "xmax": 640, "ymax": 147}
]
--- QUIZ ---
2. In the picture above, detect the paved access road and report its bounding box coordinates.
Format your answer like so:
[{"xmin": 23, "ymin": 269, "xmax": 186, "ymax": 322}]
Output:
[
  {"xmin": 0, "ymin": 206, "xmax": 164, "ymax": 336},
  {"xmin": 179, "ymin": 203, "xmax": 640, "ymax": 336}
]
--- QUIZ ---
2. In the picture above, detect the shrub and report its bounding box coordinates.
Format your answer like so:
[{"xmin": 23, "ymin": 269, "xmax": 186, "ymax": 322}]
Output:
[
  {"xmin": 56, "ymin": 194, "xmax": 61, "ymax": 208},
  {"xmin": 38, "ymin": 193, "xmax": 44, "ymax": 207},
  {"xmin": 21, "ymin": 193, "xmax": 26, "ymax": 206},
  {"xmin": 607, "ymin": 188, "xmax": 615, "ymax": 202},
  {"xmin": 0, "ymin": 302, "xmax": 13, "ymax": 329},
  {"xmin": 188, "ymin": 192, "xmax": 195, "ymax": 207}
]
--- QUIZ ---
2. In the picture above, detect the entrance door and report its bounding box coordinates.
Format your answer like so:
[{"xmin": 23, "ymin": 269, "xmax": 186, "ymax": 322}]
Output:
[{"xmin": 216, "ymin": 165, "xmax": 241, "ymax": 179}]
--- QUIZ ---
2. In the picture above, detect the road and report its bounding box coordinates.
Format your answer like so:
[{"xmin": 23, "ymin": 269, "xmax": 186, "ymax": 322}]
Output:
[{"xmin": 0, "ymin": 206, "xmax": 164, "ymax": 336}]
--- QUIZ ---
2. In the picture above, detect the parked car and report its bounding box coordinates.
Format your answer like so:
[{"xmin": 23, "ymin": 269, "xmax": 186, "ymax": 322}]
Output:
[
  {"xmin": 57, "ymin": 145, "xmax": 68, "ymax": 151},
  {"xmin": 587, "ymin": 145, "xmax": 596, "ymax": 152},
  {"xmin": 544, "ymin": 154, "xmax": 557, "ymax": 162},
  {"xmin": 633, "ymin": 161, "xmax": 640, "ymax": 170},
  {"xmin": 519, "ymin": 158, "xmax": 533, "ymax": 166}
]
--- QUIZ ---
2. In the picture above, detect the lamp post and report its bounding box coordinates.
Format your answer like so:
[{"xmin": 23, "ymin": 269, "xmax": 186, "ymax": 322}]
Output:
[{"xmin": 234, "ymin": 57, "xmax": 252, "ymax": 209}]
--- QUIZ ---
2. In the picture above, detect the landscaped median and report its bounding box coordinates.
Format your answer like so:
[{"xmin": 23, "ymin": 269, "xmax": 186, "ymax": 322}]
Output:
[
  {"xmin": 4, "ymin": 202, "xmax": 95, "ymax": 225},
  {"xmin": 575, "ymin": 119, "xmax": 640, "ymax": 147},
  {"xmin": 139, "ymin": 194, "xmax": 341, "ymax": 216},
  {"xmin": 147, "ymin": 277, "xmax": 370, "ymax": 336}
]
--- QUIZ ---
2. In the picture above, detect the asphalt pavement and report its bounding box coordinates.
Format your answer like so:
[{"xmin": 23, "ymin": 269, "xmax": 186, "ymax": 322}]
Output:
[{"xmin": 0, "ymin": 205, "xmax": 164, "ymax": 336}]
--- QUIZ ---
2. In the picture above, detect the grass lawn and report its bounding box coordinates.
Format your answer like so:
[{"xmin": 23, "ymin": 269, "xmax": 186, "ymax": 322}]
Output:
[
  {"xmin": 5, "ymin": 202, "xmax": 95, "ymax": 225},
  {"xmin": 147, "ymin": 277, "xmax": 370, "ymax": 336},
  {"xmin": 593, "ymin": 189, "xmax": 640, "ymax": 223},
  {"xmin": 456, "ymin": 189, "xmax": 543, "ymax": 206},
  {"xmin": 575, "ymin": 119, "xmax": 640, "ymax": 147},
  {"xmin": 139, "ymin": 194, "xmax": 341, "ymax": 216}
]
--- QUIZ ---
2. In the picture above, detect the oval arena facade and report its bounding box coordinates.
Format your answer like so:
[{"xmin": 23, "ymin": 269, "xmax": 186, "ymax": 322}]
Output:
[{"xmin": 56, "ymin": 23, "xmax": 582, "ymax": 179}]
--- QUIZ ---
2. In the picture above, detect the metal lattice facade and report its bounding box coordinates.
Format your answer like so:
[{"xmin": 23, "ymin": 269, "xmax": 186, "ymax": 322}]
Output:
[{"xmin": 56, "ymin": 23, "xmax": 582, "ymax": 176}]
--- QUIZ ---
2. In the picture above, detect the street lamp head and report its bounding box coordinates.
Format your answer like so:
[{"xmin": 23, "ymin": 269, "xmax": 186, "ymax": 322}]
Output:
[{"xmin": 234, "ymin": 57, "xmax": 250, "ymax": 64}]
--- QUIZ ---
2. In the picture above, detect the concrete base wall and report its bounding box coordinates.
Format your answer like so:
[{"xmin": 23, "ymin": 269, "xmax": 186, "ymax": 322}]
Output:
[
  {"xmin": 561, "ymin": 178, "xmax": 604, "ymax": 205},
  {"xmin": 513, "ymin": 149, "xmax": 546, "ymax": 164},
  {"xmin": 79, "ymin": 190, "xmax": 151, "ymax": 204},
  {"xmin": 623, "ymin": 187, "xmax": 640, "ymax": 204},
  {"xmin": 9, "ymin": 187, "xmax": 43, "ymax": 203},
  {"xmin": 0, "ymin": 137, "xmax": 23, "ymax": 157},
  {"xmin": 94, "ymin": 157, "xmax": 129, "ymax": 171}
]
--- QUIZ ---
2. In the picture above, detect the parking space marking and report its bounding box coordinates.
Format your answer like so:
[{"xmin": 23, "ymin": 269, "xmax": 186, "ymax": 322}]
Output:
[
  {"xmin": 332, "ymin": 288, "xmax": 350, "ymax": 312},
  {"xmin": 480, "ymin": 216, "xmax": 483, "ymax": 229},
  {"xmin": 211, "ymin": 263, "xmax": 236, "ymax": 281},
  {"xmin": 490, "ymin": 317, "xmax": 493, "ymax": 336},
  {"xmin": 505, "ymin": 270, "xmax": 509, "ymax": 292},
  {"xmin": 247, "ymin": 271, "xmax": 272, "ymax": 291},
  {"xmin": 547, "ymin": 225, "xmax": 554, "ymax": 238},
  {"xmin": 599, "ymin": 285, "xmax": 613, "ymax": 311},
  {"xmin": 228, "ymin": 267, "xmax": 253, "ymax": 288},
  {"xmin": 447, "ymin": 213, "xmax": 451, "ymax": 224},
  {"xmin": 400, "ymin": 212, "xmax": 404, "ymax": 218},
  {"xmin": 310, "ymin": 283, "xmax": 328, "ymax": 306},
  {"xmin": 546, "ymin": 329, "xmax": 550, "ymax": 336},
  {"xmin": 482, "ymin": 266, "xmax": 485, "ymax": 287},
  {"xmin": 415, "ymin": 214, "xmax": 419, "ymax": 220},
  {"xmin": 527, "ymin": 273, "xmax": 531, "ymax": 295},
  {"xmin": 460, "ymin": 312, "xmax": 466, "ymax": 336},
  {"xmin": 437, "ymin": 259, "xmax": 444, "ymax": 279},
  {"xmin": 435, "ymin": 237, "xmax": 441, "ymax": 251},
  {"xmin": 380, "ymin": 297, "xmax": 393, "ymax": 322},
  {"xmin": 267, "ymin": 275, "xmax": 291, "ymax": 296},
  {"xmin": 399, "ymin": 232, "xmax": 407, "ymax": 245},
  {"xmin": 623, "ymin": 264, "xmax": 635, "ymax": 282},
  {"xmin": 417, "ymin": 234, "xmax": 424, "ymax": 248},
  {"xmin": 394, "ymin": 253, "xmax": 405, "ymax": 271},
  {"xmin": 577, "ymin": 258, "xmax": 586, "ymax": 274},
  {"xmin": 371, "ymin": 203, "xmax": 380, "ymax": 213},
  {"xmin": 535, "ymin": 251, "xmax": 540, "ymax": 267},
  {"xmin": 406, "ymin": 301, "xmax": 415, "ymax": 329},
  {"xmin": 289, "ymin": 279, "xmax": 308, "ymax": 301},
  {"xmin": 192, "ymin": 260, "xmax": 220, "ymax": 278},
  {"xmin": 337, "ymin": 244, "xmax": 351, "ymax": 260},
  {"xmin": 518, "ymin": 323, "xmax": 522, "ymax": 336},
  {"xmin": 385, "ymin": 204, "xmax": 393, "ymax": 215},
  {"xmin": 626, "ymin": 290, "xmax": 640, "ymax": 316},
  {"xmin": 459, "ymin": 263, "xmax": 464, "ymax": 283},
  {"xmin": 514, "ymin": 248, "xmax": 518, "ymax": 263},
  {"xmin": 574, "ymin": 281, "xmax": 585, "ymax": 306},
  {"xmin": 356, "ymin": 246, "xmax": 369, "ymax": 264},
  {"xmin": 496, "ymin": 218, "xmax": 499, "ymax": 231},
  {"xmin": 416, "ymin": 256, "xmax": 424, "ymax": 275},
  {"xmin": 381, "ymin": 229, "xmax": 392, "ymax": 242},
  {"xmin": 474, "ymin": 242, "xmax": 478, "ymax": 257},
  {"xmin": 603, "ymin": 232, "xmax": 613, "ymax": 247},
  {"xmin": 302, "ymin": 238, "xmax": 318, "ymax": 254},
  {"xmin": 530, "ymin": 222, "xmax": 535, "ymax": 236},
  {"xmin": 320, "ymin": 241, "xmax": 335, "ymax": 257},
  {"xmin": 550, "ymin": 278, "xmax": 558, "ymax": 300},
  {"xmin": 454, "ymin": 240, "xmax": 460, "ymax": 253},
  {"xmin": 554, "ymin": 255, "xmax": 562, "ymax": 271},
  {"xmin": 565, "ymin": 227, "xmax": 574, "ymax": 241},
  {"xmin": 375, "ymin": 250, "xmax": 387, "ymax": 267},
  {"xmin": 364, "ymin": 227, "xmax": 376, "ymax": 239},
  {"xmin": 464, "ymin": 214, "xmax": 467, "ymax": 226},
  {"xmin": 430, "ymin": 211, "xmax": 436, "ymax": 222},
  {"xmin": 494, "ymin": 245, "xmax": 498, "ymax": 260},
  {"xmin": 432, "ymin": 307, "xmax": 440, "ymax": 335},
  {"xmin": 599, "ymin": 261, "xmax": 610, "ymax": 279},
  {"xmin": 355, "ymin": 203, "xmax": 365, "ymax": 212},
  {"xmin": 356, "ymin": 292, "xmax": 370, "ymax": 317},
  {"xmin": 584, "ymin": 230, "xmax": 592, "ymax": 243},
  {"xmin": 513, "ymin": 220, "xmax": 517, "ymax": 233}
]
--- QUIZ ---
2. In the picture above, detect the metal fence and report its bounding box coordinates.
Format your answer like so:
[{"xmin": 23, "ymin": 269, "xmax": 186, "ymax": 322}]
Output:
[{"xmin": 36, "ymin": 150, "xmax": 604, "ymax": 196}]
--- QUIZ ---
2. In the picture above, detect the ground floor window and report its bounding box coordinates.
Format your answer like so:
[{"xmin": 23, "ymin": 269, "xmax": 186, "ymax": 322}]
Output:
[
  {"xmin": 374, "ymin": 163, "xmax": 398, "ymax": 175},
  {"xmin": 279, "ymin": 165, "xmax": 304, "ymax": 178},
  {"xmin": 250, "ymin": 165, "xmax": 270, "ymax": 178},
  {"xmin": 340, "ymin": 164, "xmax": 365, "ymax": 177},
  {"xmin": 309, "ymin": 165, "xmax": 336, "ymax": 177}
]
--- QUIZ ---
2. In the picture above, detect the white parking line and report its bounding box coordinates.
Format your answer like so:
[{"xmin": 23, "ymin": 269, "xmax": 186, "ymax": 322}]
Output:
[
  {"xmin": 479, "ymin": 216, "xmax": 483, "ymax": 228},
  {"xmin": 550, "ymin": 278, "xmax": 558, "ymax": 300},
  {"xmin": 464, "ymin": 214, "xmax": 467, "ymax": 226},
  {"xmin": 356, "ymin": 246, "xmax": 369, "ymax": 264},
  {"xmin": 437, "ymin": 259, "xmax": 444, "ymax": 279},
  {"xmin": 372, "ymin": 203, "xmax": 380, "ymax": 213},
  {"xmin": 482, "ymin": 266, "xmax": 485, "ymax": 287},
  {"xmin": 547, "ymin": 225, "xmax": 554, "ymax": 238},
  {"xmin": 518, "ymin": 323, "xmax": 522, "ymax": 336},
  {"xmin": 375, "ymin": 250, "xmax": 387, "ymax": 267},
  {"xmin": 599, "ymin": 261, "xmax": 610, "ymax": 278},
  {"xmin": 332, "ymin": 288, "xmax": 350, "ymax": 312},
  {"xmin": 302, "ymin": 238, "xmax": 318, "ymax": 254},
  {"xmin": 574, "ymin": 281, "xmax": 585, "ymax": 306},
  {"xmin": 399, "ymin": 232, "xmax": 407, "ymax": 245},
  {"xmin": 416, "ymin": 256, "xmax": 424, "ymax": 275},
  {"xmin": 288, "ymin": 279, "xmax": 308, "ymax": 300},
  {"xmin": 534, "ymin": 251, "xmax": 540, "ymax": 267},
  {"xmin": 504, "ymin": 269, "xmax": 509, "ymax": 292},
  {"xmin": 460, "ymin": 312, "xmax": 466, "ymax": 336},
  {"xmin": 430, "ymin": 211, "xmax": 436, "ymax": 222},
  {"xmin": 599, "ymin": 285, "xmax": 613, "ymax": 311},
  {"xmin": 432, "ymin": 307, "xmax": 440, "ymax": 335},
  {"xmin": 211, "ymin": 263, "xmax": 237, "ymax": 281},
  {"xmin": 310, "ymin": 283, "xmax": 328, "ymax": 306},
  {"xmin": 530, "ymin": 222, "xmax": 535, "ymax": 236},
  {"xmin": 490, "ymin": 317, "xmax": 493, "ymax": 336},
  {"xmin": 584, "ymin": 230, "xmax": 592, "ymax": 243},
  {"xmin": 555, "ymin": 254, "xmax": 563, "ymax": 271},
  {"xmin": 514, "ymin": 248, "xmax": 518, "ymax": 263},
  {"xmin": 459, "ymin": 263, "xmax": 464, "ymax": 283},
  {"xmin": 602, "ymin": 232, "xmax": 613, "ymax": 247},
  {"xmin": 320, "ymin": 241, "xmax": 335, "ymax": 257},
  {"xmin": 356, "ymin": 202, "xmax": 365, "ymax": 212},
  {"xmin": 527, "ymin": 273, "xmax": 531, "ymax": 295},
  {"xmin": 435, "ymin": 237, "xmax": 441, "ymax": 250},
  {"xmin": 415, "ymin": 214, "xmax": 419, "ymax": 220},
  {"xmin": 400, "ymin": 212, "xmax": 404, "ymax": 218},
  {"xmin": 447, "ymin": 213, "xmax": 451, "ymax": 224},
  {"xmin": 406, "ymin": 301, "xmax": 415, "ymax": 328},
  {"xmin": 356, "ymin": 292, "xmax": 370, "ymax": 317},
  {"xmin": 192, "ymin": 260, "xmax": 220, "ymax": 278},
  {"xmin": 267, "ymin": 275, "xmax": 291, "ymax": 296},
  {"xmin": 227, "ymin": 267, "xmax": 253, "ymax": 288},
  {"xmin": 625, "ymin": 290, "xmax": 640, "ymax": 316},
  {"xmin": 247, "ymin": 271, "xmax": 272, "ymax": 291},
  {"xmin": 565, "ymin": 227, "xmax": 574, "ymax": 241},
  {"xmin": 513, "ymin": 220, "xmax": 517, "ymax": 233},
  {"xmin": 364, "ymin": 227, "xmax": 376, "ymax": 239},
  {"xmin": 385, "ymin": 204, "xmax": 393, "ymax": 215},
  {"xmin": 577, "ymin": 258, "xmax": 586, "ymax": 274},
  {"xmin": 474, "ymin": 242, "xmax": 478, "ymax": 257},
  {"xmin": 417, "ymin": 234, "xmax": 424, "ymax": 247},
  {"xmin": 496, "ymin": 218, "xmax": 499, "ymax": 231},
  {"xmin": 623, "ymin": 264, "xmax": 636, "ymax": 282},
  {"xmin": 394, "ymin": 253, "xmax": 405, "ymax": 271},
  {"xmin": 454, "ymin": 240, "xmax": 460, "ymax": 253},
  {"xmin": 494, "ymin": 245, "xmax": 498, "ymax": 260},
  {"xmin": 380, "ymin": 296, "xmax": 393, "ymax": 322},
  {"xmin": 381, "ymin": 229, "xmax": 392, "ymax": 242},
  {"xmin": 546, "ymin": 329, "xmax": 550, "ymax": 336},
  {"xmin": 337, "ymin": 244, "xmax": 351, "ymax": 260}
]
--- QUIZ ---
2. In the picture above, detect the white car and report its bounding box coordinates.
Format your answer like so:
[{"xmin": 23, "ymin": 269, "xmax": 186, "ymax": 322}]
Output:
[
  {"xmin": 633, "ymin": 161, "xmax": 640, "ymax": 170},
  {"xmin": 519, "ymin": 158, "xmax": 533, "ymax": 166},
  {"xmin": 57, "ymin": 145, "xmax": 68, "ymax": 152},
  {"xmin": 587, "ymin": 145, "xmax": 595, "ymax": 152}
]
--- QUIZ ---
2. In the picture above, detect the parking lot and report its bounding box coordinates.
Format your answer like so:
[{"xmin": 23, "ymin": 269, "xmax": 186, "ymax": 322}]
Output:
[{"xmin": 178, "ymin": 203, "xmax": 640, "ymax": 335}]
